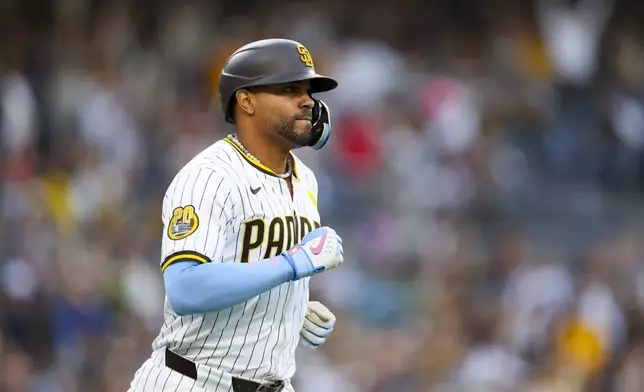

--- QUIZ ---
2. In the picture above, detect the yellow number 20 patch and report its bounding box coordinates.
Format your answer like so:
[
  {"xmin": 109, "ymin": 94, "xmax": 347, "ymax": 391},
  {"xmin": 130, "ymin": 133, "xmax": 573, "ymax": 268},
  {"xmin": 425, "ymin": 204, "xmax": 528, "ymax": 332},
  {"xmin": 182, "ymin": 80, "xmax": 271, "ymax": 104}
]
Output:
[
  {"xmin": 168, "ymin": 205, "xmax": 199, "ymax": 240},
  {"xmin": 296, "ymin": 44, "xmax": 314, "ymax": 68}
]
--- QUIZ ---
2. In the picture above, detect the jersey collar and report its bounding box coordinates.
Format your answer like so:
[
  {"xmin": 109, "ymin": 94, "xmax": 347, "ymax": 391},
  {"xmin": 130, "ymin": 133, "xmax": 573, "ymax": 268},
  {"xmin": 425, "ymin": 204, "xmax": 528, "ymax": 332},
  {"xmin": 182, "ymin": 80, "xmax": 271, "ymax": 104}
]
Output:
[{"xmin": 224, "ymin": 136, "xmax": 299, "ymax": 179}]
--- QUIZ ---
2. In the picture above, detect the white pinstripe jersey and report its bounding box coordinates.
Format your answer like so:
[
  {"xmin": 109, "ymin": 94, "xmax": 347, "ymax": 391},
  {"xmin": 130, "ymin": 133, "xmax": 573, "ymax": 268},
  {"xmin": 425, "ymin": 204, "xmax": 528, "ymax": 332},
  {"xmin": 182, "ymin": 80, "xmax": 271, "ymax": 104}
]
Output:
[{"xmin": 151, "ymin": 136, "xmax": 320, "ymax": 385}]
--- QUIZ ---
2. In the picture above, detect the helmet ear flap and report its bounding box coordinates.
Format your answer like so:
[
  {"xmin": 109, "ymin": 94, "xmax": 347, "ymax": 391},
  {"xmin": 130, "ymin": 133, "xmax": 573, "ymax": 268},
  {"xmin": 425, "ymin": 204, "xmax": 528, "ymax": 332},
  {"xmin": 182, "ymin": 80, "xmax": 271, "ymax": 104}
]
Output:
[
  {"xmin": 312, "ymin": 98, "xmax": 321, "ymax": 121},
  {"xmin": 308, "ymin": 99, "xmax": 331, "ymax": 150}
]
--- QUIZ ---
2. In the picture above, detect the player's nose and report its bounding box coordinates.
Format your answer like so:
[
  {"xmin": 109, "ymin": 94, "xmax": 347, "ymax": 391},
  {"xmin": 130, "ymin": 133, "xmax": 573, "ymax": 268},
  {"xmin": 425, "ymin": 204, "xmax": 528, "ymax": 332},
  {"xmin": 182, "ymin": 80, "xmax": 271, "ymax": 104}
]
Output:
[{"xmin": 299, "ymin": 94, "xmax": 314, "ymax": 110}]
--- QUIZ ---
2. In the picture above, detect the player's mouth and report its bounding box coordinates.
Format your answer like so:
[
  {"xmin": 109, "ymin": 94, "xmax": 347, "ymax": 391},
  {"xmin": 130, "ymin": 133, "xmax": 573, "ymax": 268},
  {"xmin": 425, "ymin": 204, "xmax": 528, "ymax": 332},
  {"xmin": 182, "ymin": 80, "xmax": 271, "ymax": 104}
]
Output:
[{"xmin": 296, "ymin": 119, "xmax": 312, "ymax": 131}]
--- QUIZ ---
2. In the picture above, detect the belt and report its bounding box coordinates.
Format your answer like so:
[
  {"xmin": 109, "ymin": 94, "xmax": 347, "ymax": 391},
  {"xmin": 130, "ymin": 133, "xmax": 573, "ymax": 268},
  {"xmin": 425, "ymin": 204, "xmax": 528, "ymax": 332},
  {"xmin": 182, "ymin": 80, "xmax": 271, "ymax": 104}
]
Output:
[{"xmin": 165, "ymin": 348, "xmax": 285, "ymax": 392}]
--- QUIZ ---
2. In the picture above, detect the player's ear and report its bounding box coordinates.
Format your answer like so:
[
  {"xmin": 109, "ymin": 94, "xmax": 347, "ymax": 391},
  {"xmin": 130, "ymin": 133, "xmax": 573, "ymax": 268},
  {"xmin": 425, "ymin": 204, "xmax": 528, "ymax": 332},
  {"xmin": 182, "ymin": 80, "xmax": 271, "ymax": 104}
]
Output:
[{"xmin": 235, "ymin": 89, "xmax": 255, "ymax": 117}]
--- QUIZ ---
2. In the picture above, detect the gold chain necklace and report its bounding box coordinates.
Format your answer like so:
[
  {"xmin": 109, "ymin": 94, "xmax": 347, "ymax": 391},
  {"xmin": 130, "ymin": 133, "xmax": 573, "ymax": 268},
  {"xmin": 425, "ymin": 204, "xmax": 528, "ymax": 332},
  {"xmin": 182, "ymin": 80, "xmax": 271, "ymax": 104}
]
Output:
[{"xmin": 228, "ymin": 134, "xmax": 293, "ymax": 179}]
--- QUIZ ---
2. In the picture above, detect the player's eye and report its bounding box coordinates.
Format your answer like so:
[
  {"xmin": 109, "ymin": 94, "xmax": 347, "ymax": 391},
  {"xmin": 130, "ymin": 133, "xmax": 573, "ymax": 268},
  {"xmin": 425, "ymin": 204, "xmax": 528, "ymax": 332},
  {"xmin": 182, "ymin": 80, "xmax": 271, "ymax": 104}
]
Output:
[{"xmin": 283, "ymin": 86, "xmax": 296, "ymax": 93}]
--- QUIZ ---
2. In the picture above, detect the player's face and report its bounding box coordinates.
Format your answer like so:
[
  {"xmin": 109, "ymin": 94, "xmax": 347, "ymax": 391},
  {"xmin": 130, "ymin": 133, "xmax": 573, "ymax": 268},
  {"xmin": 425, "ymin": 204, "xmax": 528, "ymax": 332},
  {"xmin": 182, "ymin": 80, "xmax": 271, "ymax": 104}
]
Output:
[{"xmin": 253, "ymin": 81, "xmax": 315, "ymax": 147}]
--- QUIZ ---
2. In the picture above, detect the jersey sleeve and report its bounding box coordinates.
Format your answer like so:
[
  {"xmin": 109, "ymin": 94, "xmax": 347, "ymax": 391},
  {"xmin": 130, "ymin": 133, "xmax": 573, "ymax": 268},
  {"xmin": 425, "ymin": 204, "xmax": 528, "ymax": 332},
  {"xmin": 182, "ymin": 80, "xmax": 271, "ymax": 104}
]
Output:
[
  {"xmin": 292, "ymin": 156, "xmax": 319, "ymax": 210},
  {"xmin": 310, "ymin": 171, "xmax": 319, "ymax": 201},
  {"xmin": 160, "ymin": 168, "xmax": 233, "ymax": 272},
  {"xmin": 303, "ymin": 167, "xmax": 319, "ymax": 212}
]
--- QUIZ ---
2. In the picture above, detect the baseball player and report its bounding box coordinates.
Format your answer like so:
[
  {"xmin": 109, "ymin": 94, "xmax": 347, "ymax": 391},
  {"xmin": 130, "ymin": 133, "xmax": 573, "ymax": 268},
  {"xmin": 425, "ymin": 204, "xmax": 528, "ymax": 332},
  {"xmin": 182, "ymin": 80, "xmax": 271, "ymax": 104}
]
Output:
[{"xmin": 128, "ymin": 38, "xmax": 343, "ymax": 392}]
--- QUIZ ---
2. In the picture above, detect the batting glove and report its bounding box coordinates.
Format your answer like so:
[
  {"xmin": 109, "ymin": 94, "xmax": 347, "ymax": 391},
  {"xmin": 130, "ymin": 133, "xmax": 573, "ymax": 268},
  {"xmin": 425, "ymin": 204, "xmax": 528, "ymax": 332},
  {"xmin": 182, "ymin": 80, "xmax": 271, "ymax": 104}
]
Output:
[
  {"xmin": 281, "ymin": 226, "xmax": 343, "ymax": 280},
  {"xmin": 300, "ymin": 301, "xmax": 336, "ymax": 349}
]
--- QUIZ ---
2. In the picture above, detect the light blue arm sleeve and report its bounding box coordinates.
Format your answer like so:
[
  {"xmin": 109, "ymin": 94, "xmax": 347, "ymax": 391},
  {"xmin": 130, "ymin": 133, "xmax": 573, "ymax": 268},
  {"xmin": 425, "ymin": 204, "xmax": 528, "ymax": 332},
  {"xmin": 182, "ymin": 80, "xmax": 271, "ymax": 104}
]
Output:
[{"xmin": 163, "ymin": 257, "xmax": 295, "ymax": 316}]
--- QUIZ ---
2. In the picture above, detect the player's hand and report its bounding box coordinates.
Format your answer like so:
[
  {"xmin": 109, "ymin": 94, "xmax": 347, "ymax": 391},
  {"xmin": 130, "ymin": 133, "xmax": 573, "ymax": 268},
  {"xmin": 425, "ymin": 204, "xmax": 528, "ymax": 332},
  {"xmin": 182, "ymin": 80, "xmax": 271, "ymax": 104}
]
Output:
[
  {"xmin": 281, "ymin": 226, "xmax": 343, "ymax": 280},
  {"xmin": 300, "ymin": 301, "xmax": 335, "ymax": 349}
]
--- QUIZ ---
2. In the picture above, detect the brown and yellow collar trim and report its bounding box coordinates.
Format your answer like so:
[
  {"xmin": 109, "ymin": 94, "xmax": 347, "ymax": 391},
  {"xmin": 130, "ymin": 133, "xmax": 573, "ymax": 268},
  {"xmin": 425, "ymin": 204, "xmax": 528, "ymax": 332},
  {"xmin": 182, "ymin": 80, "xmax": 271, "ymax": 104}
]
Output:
[{"xmin": 224, "ymin": 136, "xmax": 299, "ymax": 179}]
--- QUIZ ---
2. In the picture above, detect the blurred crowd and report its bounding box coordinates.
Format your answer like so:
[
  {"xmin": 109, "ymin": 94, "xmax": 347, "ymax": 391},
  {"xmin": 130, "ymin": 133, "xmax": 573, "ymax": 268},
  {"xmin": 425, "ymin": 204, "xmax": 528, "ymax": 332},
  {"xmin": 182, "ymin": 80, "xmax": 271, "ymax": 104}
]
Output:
[{"xmin": 2, "ymin": 0, "xmax": 644, "ymax": 391}]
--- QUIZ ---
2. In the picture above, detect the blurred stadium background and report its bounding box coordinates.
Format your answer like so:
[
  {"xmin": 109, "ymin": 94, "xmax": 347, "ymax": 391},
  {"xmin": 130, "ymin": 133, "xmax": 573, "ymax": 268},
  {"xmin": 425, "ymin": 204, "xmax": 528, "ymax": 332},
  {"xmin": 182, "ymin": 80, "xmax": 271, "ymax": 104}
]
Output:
[{"xmin": 1, "ymin": 0, "xmax": 644, "ymax": 391}]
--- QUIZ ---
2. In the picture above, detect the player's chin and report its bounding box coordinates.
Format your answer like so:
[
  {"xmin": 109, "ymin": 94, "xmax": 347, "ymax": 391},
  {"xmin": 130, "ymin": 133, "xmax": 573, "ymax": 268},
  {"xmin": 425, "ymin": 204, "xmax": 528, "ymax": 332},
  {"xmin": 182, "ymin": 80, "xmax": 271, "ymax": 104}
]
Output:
[{"xmin": 292, "ymin": 122, "xmax": 313, "ymax": 145}]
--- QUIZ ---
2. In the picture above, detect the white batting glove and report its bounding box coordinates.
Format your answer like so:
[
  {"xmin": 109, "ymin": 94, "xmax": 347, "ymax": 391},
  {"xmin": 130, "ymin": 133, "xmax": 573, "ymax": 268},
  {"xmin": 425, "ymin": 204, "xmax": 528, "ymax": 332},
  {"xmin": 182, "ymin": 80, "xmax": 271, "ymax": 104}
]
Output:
[
  {"xmin": 281, "ymin": 227, "xmax": 343, "ymax": 280},
  {"xmin": 300, "ymin": 301, "xmax": 336, "ymax": 349}
]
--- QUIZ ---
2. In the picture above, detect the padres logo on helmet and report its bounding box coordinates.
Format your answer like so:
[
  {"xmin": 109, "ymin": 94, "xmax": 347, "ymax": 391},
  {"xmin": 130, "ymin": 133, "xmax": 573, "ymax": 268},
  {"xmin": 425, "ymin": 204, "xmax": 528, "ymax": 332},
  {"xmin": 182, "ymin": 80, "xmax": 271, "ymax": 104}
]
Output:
[{"xmin": 296, "ymin": 44, "xmax": 314, "ymax": 68}]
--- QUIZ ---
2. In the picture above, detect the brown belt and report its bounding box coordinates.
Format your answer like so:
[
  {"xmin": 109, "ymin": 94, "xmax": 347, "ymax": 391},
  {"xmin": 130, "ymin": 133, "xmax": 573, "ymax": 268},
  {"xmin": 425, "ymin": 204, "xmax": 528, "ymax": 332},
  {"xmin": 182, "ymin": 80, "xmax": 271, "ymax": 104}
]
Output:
[{"xmin": 165, "ymin": 348, "xmax": 285, "ymax": 392}]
